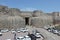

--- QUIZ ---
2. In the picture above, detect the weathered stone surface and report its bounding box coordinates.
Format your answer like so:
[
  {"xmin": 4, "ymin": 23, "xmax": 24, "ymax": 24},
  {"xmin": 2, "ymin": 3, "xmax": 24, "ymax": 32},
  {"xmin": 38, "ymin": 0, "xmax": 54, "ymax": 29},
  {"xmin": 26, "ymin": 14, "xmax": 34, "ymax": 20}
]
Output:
[
  {"xmin": 0, "ymin": 16, "xmax": 25, "ymax": 29},
  {"xmin": 33, "ymin": 10, "xmax": 43, "ymax": 17},
  {"xmin": 0, "ymin": 5, "xmax": 57, "ymax": 29},
  {"xmin": 52, "ymin": 12, "xmax": 60, "ymax": 25},
  {"xmin": 31, "ymin": 16, "xmax": 53, "ymax": 28},
  {"xmin": 8, "ymin": 8, "xmax": 21, "ymax": 16},
  {"xmin": 20, "ymin": 11, "xmax": 33, "ymax": 17}
]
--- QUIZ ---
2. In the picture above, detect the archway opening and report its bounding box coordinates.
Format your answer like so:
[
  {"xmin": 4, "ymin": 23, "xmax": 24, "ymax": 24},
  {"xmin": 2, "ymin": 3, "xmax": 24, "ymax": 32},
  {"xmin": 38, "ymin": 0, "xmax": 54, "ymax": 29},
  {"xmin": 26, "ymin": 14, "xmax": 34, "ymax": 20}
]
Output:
[{"xmin": 25, "ymin": 17, "xmax": 29, "ymax": 25}]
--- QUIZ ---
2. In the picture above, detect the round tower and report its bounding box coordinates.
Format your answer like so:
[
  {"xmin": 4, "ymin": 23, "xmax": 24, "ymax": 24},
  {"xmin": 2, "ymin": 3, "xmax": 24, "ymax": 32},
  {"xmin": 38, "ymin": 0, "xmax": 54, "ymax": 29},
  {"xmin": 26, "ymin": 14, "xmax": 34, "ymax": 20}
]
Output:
[
  {"xmin": 52, "ymin": 12, "xmax": 59, "ymax": 25},
  {"xmin": 33, "ymin": 10, "xmax": 43, "ymax": 17}
]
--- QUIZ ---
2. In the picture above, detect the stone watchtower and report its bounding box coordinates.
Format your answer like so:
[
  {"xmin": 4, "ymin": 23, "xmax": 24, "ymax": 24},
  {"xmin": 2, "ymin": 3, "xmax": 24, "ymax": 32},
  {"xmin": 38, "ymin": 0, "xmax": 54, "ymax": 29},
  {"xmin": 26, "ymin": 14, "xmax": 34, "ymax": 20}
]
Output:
[
  {"xmin": 33, "ymin": 10, "xmax": 43, "ymax": 17},
  {"xmin": 52, "ymin": 12, "xmax": 60, "ymax": 24}
]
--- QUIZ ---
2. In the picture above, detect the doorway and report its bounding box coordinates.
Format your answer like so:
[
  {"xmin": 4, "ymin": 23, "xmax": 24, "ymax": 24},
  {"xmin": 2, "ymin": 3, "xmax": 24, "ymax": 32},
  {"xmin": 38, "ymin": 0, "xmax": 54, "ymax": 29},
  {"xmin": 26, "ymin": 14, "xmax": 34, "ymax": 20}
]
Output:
[{"xmin": 25, "ymin": 17, "xmax": 29, "ymax": 25}]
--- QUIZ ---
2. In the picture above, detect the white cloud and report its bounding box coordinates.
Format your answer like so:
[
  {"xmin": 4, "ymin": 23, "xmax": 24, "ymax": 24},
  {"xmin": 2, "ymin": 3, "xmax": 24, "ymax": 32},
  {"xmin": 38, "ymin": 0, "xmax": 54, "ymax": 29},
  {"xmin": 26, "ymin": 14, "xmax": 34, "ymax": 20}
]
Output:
[{"xmin": 21, "ymin": 8, "xmax": 37, "ymax": 11}]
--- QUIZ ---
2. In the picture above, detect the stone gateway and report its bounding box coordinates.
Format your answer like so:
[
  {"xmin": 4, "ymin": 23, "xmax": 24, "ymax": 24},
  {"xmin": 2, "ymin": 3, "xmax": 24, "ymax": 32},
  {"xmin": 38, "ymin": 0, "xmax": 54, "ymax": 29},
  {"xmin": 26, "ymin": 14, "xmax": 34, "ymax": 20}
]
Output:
[{"xmin": 0, "ymin": 5, "xmax": 59, "ymax": 29}]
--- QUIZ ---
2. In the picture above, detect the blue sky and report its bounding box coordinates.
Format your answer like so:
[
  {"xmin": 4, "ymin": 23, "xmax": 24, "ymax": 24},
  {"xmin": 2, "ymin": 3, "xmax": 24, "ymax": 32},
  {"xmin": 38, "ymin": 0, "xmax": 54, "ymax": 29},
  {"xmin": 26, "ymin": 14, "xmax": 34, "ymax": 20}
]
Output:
[{"xmin": 0, "ymin": 0, "xmax": 60, "ymax": 13}]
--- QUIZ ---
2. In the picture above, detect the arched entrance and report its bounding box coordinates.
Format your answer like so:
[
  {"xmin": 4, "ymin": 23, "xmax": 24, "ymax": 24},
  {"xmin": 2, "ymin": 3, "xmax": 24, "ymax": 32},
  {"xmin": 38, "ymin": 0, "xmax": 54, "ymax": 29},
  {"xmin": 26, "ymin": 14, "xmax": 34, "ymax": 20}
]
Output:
[{"xmin": 25, "ymin": 17, "xmax": 29, "ymax": 25}]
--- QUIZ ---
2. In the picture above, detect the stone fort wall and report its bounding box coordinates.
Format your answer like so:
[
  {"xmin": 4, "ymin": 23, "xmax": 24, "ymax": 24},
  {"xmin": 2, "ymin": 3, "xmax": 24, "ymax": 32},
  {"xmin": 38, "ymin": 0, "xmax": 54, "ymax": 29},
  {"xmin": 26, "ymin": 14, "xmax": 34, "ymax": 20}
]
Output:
[{"xmin": 0, "ymin": 5, "xmax": 59, "ymax": 29}]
